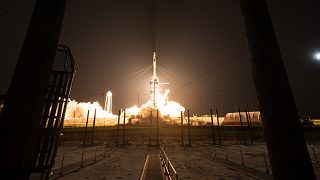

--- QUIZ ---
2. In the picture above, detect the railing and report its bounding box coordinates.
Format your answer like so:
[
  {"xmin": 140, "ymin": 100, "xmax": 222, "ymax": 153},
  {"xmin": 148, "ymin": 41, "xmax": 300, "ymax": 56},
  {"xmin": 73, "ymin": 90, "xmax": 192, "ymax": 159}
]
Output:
[
  {"xmin": 139, "ymin": 155, "xmax": 150, "ymax": 180},
  {"xmin": 50, "ymin": 145, "xmax": 107, "ymax": 178},
  {"xmin": 160, "ymin": 146, "xmax": 178, "ymax": 180}
]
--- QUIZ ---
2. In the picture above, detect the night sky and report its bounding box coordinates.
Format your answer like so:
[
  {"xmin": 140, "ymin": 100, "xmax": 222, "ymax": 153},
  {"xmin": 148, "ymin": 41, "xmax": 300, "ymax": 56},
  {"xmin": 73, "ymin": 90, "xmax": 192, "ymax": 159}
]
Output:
[{"xmin": 1, "ymin": 0, "xmax": 320, "ymax": 117}]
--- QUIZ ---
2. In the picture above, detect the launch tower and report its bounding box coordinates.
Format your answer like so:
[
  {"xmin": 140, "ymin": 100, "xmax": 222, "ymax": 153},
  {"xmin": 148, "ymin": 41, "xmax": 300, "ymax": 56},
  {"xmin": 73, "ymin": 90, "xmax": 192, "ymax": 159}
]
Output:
[
  {"xmin": 149, "ymin": 52, "xmax": 169, "ymax": 109},
  {"xmin": 150, "ymin": 52, "xmax": 159, "ymax": 108}
]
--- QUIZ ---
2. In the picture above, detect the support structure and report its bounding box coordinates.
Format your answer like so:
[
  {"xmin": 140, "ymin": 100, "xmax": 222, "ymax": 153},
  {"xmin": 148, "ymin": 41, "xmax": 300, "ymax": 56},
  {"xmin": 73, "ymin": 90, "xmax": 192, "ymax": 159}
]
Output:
[
  {"xmin": 239, "ymin": 0, "xmax": 315, "ymax": 179},
  {"xmin": 150, "ymin": 53, "xmax": 159, "ymax": 108},
  {"xmin": 0, "ymin": 0, "xmax": 67, "ymax": 179}
]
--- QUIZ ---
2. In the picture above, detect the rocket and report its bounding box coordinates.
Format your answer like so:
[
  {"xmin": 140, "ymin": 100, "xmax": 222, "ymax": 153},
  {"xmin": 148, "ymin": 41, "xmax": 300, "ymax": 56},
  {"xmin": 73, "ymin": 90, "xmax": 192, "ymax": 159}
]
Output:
[{"xmin": 153, "ymin": 52, "xmax": 157, "ymax": 80}]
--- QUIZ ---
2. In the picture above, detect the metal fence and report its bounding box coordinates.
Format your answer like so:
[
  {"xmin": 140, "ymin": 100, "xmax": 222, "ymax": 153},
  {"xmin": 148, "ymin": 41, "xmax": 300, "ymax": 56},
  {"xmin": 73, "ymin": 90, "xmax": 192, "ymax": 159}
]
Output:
[
  {"xmin": 160, "ymin": 146, "xmax": 178, "ymax": 180},
  {"xmin": 49, "ymin": 145, "xmax": 108, "ymax": 179}
]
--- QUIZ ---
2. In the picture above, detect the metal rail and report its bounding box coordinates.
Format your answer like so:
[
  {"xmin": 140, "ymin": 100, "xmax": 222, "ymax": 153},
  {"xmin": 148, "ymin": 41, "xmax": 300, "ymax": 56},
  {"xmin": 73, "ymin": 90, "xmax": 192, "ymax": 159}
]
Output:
[
  {"xmin": 49, "ymin": 145, "xmax": 108, "ymax": 178},
  {"xmin": 160, "ymin": 146, "xmax": 178, "ymax": 180}
]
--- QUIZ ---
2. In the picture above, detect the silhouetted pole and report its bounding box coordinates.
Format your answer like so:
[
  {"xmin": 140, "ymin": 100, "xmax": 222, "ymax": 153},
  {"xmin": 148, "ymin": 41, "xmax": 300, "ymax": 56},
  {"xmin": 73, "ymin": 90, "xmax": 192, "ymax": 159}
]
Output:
[
  {"xmin": 239, "ymin": 0, "xmax": 315, "ymax": 179},
  {"xmin": 245, "ymin": 109, "xmax": 254, "ymax": 145},
  {"xmin": 156, "ymin": 109, "xmax": 159, "ymax": 146},
  {"xmin": 149, "ymin": 111, "xmax": 152, "ymax": 146},
  {"xmin": 83, "ymin": 110, "xmax": 90, "ymax": 146},
  {"xmin": 122, "ymin": 109, "xmax": 126, "ymax": 145},
  {"xmin": 0, "ymin": 0, "xmax": 66, "ymax": 178},
  {"xmin": 238, "ymin": 109, "xmax": 246, "ymax": 145},
  {"xmin": 91, "ymin": 109, "xmax": 96, "ymax": 145},
  {"xmin": 181, "ymin": 111, "xmax": 184, "ymax": 145},
  {"xmin": 116, "ymin": 110, "xmax": 120, "ymax": 146},
  {"xmin": 187, "ymin": 109, "xmax": 191, "ymax": 146},
  {"xmin": 216, "ymin": 108, "xmax": 221, "ymax": 144},
  {"xmin": 210, "ymin": 108, "xmax": 216, "ymax": 144}
]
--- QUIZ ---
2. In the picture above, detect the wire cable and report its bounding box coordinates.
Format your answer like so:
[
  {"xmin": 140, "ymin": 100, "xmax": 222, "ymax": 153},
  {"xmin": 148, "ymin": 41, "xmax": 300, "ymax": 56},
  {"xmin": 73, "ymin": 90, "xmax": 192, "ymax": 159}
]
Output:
[
  {"xmin": 173, "ymin": 48, "xmax": 244, "ymax": 93},
  {"xmin": 154, "ymin": 0, "xmax": 164, "ymax": 52}
]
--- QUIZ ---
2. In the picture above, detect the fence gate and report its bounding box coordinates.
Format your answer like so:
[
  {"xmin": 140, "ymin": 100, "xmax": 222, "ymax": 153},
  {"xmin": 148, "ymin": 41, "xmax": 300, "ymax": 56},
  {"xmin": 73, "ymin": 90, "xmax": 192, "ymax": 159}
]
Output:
[{"xmin": 31, "ymin": 45, "xmax": 75, "ymax": 179}]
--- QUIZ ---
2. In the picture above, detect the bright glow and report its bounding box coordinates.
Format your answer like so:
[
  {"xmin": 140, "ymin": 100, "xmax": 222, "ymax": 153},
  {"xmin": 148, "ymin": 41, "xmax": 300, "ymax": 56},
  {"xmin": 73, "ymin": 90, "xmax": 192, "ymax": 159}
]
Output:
[
  {"xmin": 315, "ymin": 52, "xmax": 320, "ymax": 61},
  {"xmin": 65, "ymin": 100, "xmax": 118, "ymax": 126},
  {"xmin": 64, "ymin": 52, "xmax": 185, "ymax": 126},
  {"xmin": 126, "ymin": 89, "xmax": 185, "ymax": 118},
  {"xmin": 126, "ymin": 105, "xmax": 139, "ymax": 115}
]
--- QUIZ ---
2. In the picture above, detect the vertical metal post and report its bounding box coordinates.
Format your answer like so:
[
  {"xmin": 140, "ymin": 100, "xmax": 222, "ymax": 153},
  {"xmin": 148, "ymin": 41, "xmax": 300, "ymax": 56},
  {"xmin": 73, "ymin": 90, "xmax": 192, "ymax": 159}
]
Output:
[
  {"xmin": 214, "ymin": 146, "xmax": 217, "ymax": 157},
  {"xmin": 157, "ymin": 109, "xmax": 159, "ymax": 146},
  {"xmin": 312, "ymin": 147, "xmax": 319, "ymax": 163},
  {"xmin": 116, "ymin": 110, "xmax": 120, "ymax": 146},
  {"xmin": 0, "ymin": 0, "xmax": 67, "ymax": 178},
  {"xmin": 83, "ymin": 110, "xmax": 89, "ymax": 146},
  {"xmin": 238, "ymin": 109, "xmax": 246, "ymax": 145},
  {"xmin": 59, "ymin": 154, "xmax": 65, "ymax": 175},
  {"xmin": 149, "ymin": 111, "xmax": 152, "ymax": 146},
  {"xmin": 240, "ymin": 150, "xmax": 244, "ymax": 165},
  {"xmin": 181, "ymin": 111, "xmax": 184, "ymax": 145},
  {"xmin": 224, "ymin": 145, "xmax": 228, "ymax": 160},
  {"xmin": 94, "ymin": 147, "xmax": 97, "ymax": 162},
  {"xmin": 80, "ymin": 151, "xmax": 84, "ymax": 167},
  {"xmin": 216, "ymin": 108, "xmax": 221, "ymax": 144},
  {"xmin": 245, "ymin": 110, "xmax": 254, "ymax": 145},
  {"xmin": 187, "ymin": 109, "xmax": 191, "ymax": 146},
  {"xmin": 122, "ymin": 109, "xmax": 126, "ymax": 145},
  {"xmin": 91, "ymin": 109, "xmax": 96, "ymax": 145},
  {"xmin": 239, "ymin": 1, "xmax": 315, "ymax": 178},
  {"xmin": 263, "ymin": 153, "xmax": 269, "ymax": 174},
  {"xmin": 210, "ymin": 108, "xmax": 216, "ymax": 145}
]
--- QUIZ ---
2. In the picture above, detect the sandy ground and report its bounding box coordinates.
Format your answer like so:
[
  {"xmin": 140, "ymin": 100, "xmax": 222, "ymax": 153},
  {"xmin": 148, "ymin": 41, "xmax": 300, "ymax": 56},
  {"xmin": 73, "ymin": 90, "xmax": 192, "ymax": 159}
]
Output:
[{"xmin": 51, "ymin": 138, "xmax": 320, "ymax": 180}]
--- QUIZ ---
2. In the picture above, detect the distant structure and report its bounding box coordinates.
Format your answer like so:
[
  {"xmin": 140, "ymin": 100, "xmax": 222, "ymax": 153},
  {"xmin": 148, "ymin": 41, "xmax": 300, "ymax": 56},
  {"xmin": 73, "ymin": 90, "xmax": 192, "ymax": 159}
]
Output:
[
  {"xmin": 105, "ymin": 91, "xmax": 112, "ymax": 114},
  {"xmin": 223, "ymin": 111, "xmax": 262, "ymax": 126}
]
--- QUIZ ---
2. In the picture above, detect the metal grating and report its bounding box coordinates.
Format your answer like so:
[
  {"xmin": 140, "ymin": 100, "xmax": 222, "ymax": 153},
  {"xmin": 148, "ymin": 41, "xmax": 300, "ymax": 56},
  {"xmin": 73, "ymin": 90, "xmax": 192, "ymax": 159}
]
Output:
[{"xmin": 31, "ymin": 45, "xmax": 75, "ymax": 179}]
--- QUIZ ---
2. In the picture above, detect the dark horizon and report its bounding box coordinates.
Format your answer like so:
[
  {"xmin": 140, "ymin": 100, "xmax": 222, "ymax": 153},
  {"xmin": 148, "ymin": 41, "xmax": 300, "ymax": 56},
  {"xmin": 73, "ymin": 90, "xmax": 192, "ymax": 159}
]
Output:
[{"xmin": 1, "ymin": 0, "xmax": 319, "ymax": 117}]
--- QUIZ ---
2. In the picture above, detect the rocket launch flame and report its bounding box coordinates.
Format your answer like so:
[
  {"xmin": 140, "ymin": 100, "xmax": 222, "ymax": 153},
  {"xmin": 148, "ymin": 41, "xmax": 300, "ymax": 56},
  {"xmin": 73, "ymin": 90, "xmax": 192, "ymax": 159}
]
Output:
[{"xmin": 64, "ymin": 52, "xmax": 185, "ymax": 126}]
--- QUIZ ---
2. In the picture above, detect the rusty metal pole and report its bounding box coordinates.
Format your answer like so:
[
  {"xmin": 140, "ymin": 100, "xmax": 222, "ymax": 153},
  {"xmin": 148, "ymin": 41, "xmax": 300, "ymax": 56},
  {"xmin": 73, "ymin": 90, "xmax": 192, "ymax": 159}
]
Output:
[
  {"xmin": 187, "ymin": 109, "xmax": 191, "ymax": 146},
  {"xmin": 238, "ymin": 109, "xmax": 246, "ymax": 145},
  {"xmin": 83, "ymin": 110, "xmax": 90, "ymax": 146},
  {"xmin": 239, "ymin": 0, "xmax": 315, "ymax": 179},
  {"xmin": 210, "ymin": 108, "xmax": 216, "ymax": 144},
  {"xmin": 122, "ymin": 109, "xmax": 126, "ymax": 145},
  {"xmin": 116, "ymin": 110, "xmax": 120, "ymax": 146},
  {"xmin": 149, "ymin": 110, "xmax": 152, "ymax": 146},
  {"xmin": 181, "ymin": 111, "xmax": 184, "ymax": 145},
  {"xmin": 216, "ymin": 108, "xmax": 221, "ymax": 144},
  {"xmin": 91, "ymin": 109, "xmax": 96, "ymax": 145},
  {"xmin": 156, "ymin": 109, "xmax": 159, "ymax": 146},
  {"xmin": 245, "ymin": 109, "xmax": 254, "ymax": 145},
  {"xmin": 0, "ymin": 0, "xmax": 66, "ymax": 178}
]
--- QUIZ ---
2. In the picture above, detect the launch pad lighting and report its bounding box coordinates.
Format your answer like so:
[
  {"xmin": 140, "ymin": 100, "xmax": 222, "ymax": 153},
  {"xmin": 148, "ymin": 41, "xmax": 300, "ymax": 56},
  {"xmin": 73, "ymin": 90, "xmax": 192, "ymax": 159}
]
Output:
[{"xmin": 314, "ymin": 52, "xmax": 320, "ymax": 61}]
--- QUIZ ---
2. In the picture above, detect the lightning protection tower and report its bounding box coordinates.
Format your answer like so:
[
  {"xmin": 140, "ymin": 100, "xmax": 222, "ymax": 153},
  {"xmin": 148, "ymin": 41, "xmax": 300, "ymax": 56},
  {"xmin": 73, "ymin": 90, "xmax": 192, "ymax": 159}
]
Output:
[{"xmin": 105, "ymin": 91, "xmax": 112, "ymax": 114}]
